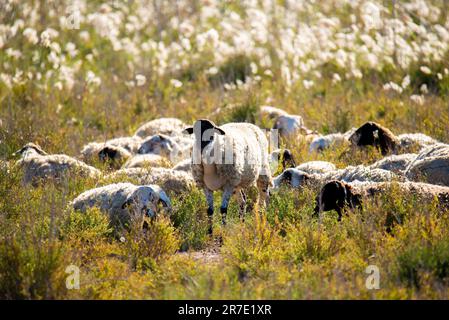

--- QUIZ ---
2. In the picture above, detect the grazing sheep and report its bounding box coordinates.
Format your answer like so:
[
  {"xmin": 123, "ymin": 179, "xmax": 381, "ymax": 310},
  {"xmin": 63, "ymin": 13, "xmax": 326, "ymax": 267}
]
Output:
[
  {"xmin": 104, "ymin": 167, "xmax": 194, "ymax": 194},
  {"xmin": 272, "ymin": 164, "xmax": 400, "ymax": 190},
  {"xmin": 258, "ymin": 105, "xmax": 288, "ymax": 120},
  {"xmin": 309, "ymin": 128, "xmax": 355, "ymax": 153},
  {"xmin": 137, "ymin": 133, "xmax": 192, "ymax": 163},
  {"xmin": 405, "ymin": 144, "xmax": 449, "ymax": 186},
  {"xmin": 71, "ymin": 183, "xmax": 171, "ymax": 228},
  {"xmin": 273, "ymin": 114, "xmax": 313, "ymax": 138},
  {"xmin": 183, "ymin": 119, "xmax": 272, "ymax": 233},
  {"xmin": 14, "ymin": 143, "xmax": 100, "ymax": 185},
  {"xmin": 349, "ymin": 121, "xmax": 399, "ymax": 155},
  {"xmin": 172, "ymin": 158, "xmax": 192, "ymax": 172},
  {"xmin": 369, "ymin": 153, "xmax": 417, "ymax": 174},
  {"xmin": 314, "ymin": 180, "xmax": 449, "ymax": 220},
  {"xmin": 270, "ymin": 148, "xmax": 296, "ymax": 174},
  {"xmin": 122, "ymin": 153, "xmax": 170, "ymax": 169},
  {"xmin": 296, "ymin": 161, "xmax": 337, "ymax": 174},
  {"xmin": 81, "ymin": 142, "xmax": 132, "ymax": 168},
  {"xmin": 134, "ymin": 118, "xmax": 186, "ymax": 138},
  {"xmin": 397, "ymin": 133, "xmax": 439, "ymax": 152}
]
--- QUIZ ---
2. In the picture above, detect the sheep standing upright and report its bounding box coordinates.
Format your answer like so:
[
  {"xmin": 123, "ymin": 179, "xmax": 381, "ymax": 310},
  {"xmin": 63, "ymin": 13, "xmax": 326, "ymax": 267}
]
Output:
[{"xmin": 183, "ymin": 119, "xmax": 272, "ymax": 233}]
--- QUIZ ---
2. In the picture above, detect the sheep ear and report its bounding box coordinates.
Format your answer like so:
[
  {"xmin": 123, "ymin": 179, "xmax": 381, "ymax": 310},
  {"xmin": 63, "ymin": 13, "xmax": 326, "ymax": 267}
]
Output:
[
  {"xmin": 121, "ymin": 197, "xmax": 133, "ymax": 209},
  {"xmin": 158, "ymin": 191, "xmax": 171, "ymax": 209},
  {"xmin": 183, "ymin": 127, "xmax": 194, "ymax": 134},
  {"xmin": 214, "ymin": 127, "xmax": 225, "ymax": 135}
]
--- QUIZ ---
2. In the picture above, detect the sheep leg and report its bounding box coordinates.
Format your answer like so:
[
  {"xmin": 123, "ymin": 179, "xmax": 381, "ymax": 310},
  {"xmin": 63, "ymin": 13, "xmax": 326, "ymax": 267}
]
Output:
[
  {"xmin": 220, "ymin": 187, "xmax": 234, "ymax": 226},
  {"xmin": 204, "ymin": 188, "xmax": 214, "ymax": 234},
  {"xmin": 257, "ymin": 176, "xmax": 270, "ymax": 209}
]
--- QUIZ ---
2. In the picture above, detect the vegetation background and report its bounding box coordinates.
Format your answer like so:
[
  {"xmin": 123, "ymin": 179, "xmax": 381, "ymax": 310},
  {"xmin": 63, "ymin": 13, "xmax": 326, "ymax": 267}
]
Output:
[{"xmin": 0, "ymin": 0, "xmax": 449, "ymax": 299}]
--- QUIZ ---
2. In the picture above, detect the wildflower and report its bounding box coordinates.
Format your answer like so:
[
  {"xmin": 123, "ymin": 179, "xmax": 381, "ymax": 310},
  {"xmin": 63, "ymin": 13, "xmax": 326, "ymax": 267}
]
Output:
[
  {"xmin": 170, "ymin": 79, "xmax": 182, "ymax": 88},
  {"xmin": 420, "ymin": 66, "xmax": 432, "ymax": 74},
  {"xmin": 420, "ymin": 84, "xmax": 428, "ymax": 94},
  {"xmin": 135, "ymin": 74, "xmax": 146, "ymax": 87},
  {"xmin": 401, "ymin": 75, "xmax": 411, "ymax": 89},
  {"xmin": 410, "ymin": 94, "xmax": 425, "ymax": 105},
  {"xmin": 23, "ymin": 28, "xmax": 39, "ymax": 44},
  {"xmin": 86, "ymin": 71, "xmax": 101, "ymax": 87}
]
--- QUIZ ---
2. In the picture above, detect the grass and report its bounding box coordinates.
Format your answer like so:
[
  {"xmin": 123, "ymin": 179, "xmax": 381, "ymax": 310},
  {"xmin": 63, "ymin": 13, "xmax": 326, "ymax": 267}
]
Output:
[{"xmin": 1, "ymin": 0, "xmax": 449, "ymax": 299}]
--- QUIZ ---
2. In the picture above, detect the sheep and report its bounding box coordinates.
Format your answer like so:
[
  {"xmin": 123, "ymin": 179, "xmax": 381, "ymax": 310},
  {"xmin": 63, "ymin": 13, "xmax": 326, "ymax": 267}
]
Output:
[
  {"xmin": 314, "ymin": 180, "xmax": 449, "ymax": 220},
  {"xmin": 272, "ymin": 165, "xmax": 400, "ymax": 190},
  {"xmin": 134, "ymin": 118, "xmax": 186, "ymax": 138},
  {"xmin": 172, "ymin": 158, "xmax": 192, "ymax": 172},
  {"xmin": 81, "ymin": 142, "xmax": 132, "ymax": 169},
  {"xmin": 258, "ymin": 105, "xmax": 288, "ymax": 121},
  {"xmin": 397, "ymin": 133, "xmax": 439, "ymax": 152},
  {"xmin": 183, "ymin": 119, "xmax": 272, "ymax": 233},
  {"xmin": 14, "ymin": 143, "xmax": 100, "ymax": 185},
  {"xmin": 122, "ymin": 153, "xmax": 171, "ymax": 169},
  {"xmin": 269, "ymin": 148, "xmax": 296, "ymax": 175},
  {"xmin": 137, "ymin": 133, "xmax": 192, "ymax": 163},
  {"xmin": 369, "ymin": 153, "xmax": 417, "ymax": 174},
  {"xmin": 405, "ymin": 143, "xmax": 449, "ymax": 186},
  {"xmin": 273, "ymin": 114, "xmax": 313, "ymax": 139},
  {"xmin": 296, "ymin": 161, "xmax": 336, "ymax": 174},
  {"xmin": 71, "ymin": 182, "xmax": 171, "ymax": 229},
  {"xmin": 309, "ymin": 128, "xmax": 356, "ymax": 153},
  {"xmin": 104, "ymin": 167, "xmax": 194, "ymax": 194},
  {"xmin": 349, "ymin": 121, "xmax": 399, "ymax": 155}
]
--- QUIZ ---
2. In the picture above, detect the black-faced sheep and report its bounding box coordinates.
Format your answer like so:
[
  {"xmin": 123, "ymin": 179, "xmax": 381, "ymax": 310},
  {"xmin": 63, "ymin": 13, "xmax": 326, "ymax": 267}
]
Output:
[
  {"xmin": 349, "ymin": 121, "xmax": 399, "ymax": 155},
  {"xmin": 314, "ymin": 180, "xmax": 449, "ymax": 220},
  {"xmin": 183, "ymin": 119, "xmax": 272, "ymax": 233},
  {"xmin": 81, "ymin": 142, "xmax": 132, "ymax": 169},
  {"xmin": 15, "ymin": 143, "xmax": 100, "ymax": 185},
  {"xmin": 71, "ymin": 183, "xmax": 171, "ymax": 229},
  {"xmin": 137, "ymin": 133, "xmax": 192, "ymax": 164}
]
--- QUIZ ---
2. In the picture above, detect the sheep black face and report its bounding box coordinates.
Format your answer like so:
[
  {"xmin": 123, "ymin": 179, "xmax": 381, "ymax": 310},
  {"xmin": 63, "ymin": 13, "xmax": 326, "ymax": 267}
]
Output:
[
  {"xmin": 14, "ymin": 143, "xmax": 47, "ymax": 157},
  {"xmin": 98, "ymin": 146, "xmax": 118, "ymax": 163},
  {"xmin": 183, "ymin": 119, "xmax": 225, "ymax": 153},
  {"xmin": 349, "ymin": 121, "xmax": 398, "ymax": 155},
  {"xmin": 314, "ymin": 180, "xmax": 362, "ymax": 220},
  {"xmin": 121, "ymin": 185, "xmax": 171, "ymax": 219},
  {"xmin": 137, "ymin": 134, "xmax": 174, "ymax": 157},
  {"xmin": 281, "ymin": 149, "xmax": 296, "ymax": 170},
  {"xmin": 273, "ymin": 169, "xmax": 310, "ymax": 188}
]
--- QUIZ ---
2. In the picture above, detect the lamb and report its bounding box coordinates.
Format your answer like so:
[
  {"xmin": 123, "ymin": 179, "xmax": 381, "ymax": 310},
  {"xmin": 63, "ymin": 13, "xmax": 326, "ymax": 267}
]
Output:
[
  {"xmin": 122, "ymin": 153, "xmax": 171, "ymax": 169},
  {"xmin": 81, "ymin": 142, "xmax": 132, "ymax": 169},
  {"xmin": 314, "ymin": 180, "xmax": 449, "ymax": 220},
  {"xmin": 183, "ymin": 119, "xmax": 272, "ymax": 233},
  {"xmin": 104, "ymin": 167, "xmax": 194, "ymax": 194},
  {"xmin": 309, "ymin": 128, "xmax": 356, "ymax": 153},
  {"xmin": 134, "ymin": 117, "xmax": 186, "ymax": 138},
  {"xmin": 349, "ymin": 121, "xmax": 399, "ymax": 155},
  {"xmin": 71, "ymin": 183, "xmax": 171, "ymax": 229},
  {"xmin": 14, "ymin": 143, "xmax": 100, "ymax": 185},
  {"xmin": 369, "ymin": 153, "xmax": 417, "ymax": 174},
  {"xmin": 405, "ymin": 143, "xmax": 449, "ymax": 186}
]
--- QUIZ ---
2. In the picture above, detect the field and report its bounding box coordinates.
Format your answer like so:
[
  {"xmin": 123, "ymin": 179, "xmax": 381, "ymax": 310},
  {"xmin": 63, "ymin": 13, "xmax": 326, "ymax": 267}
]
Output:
[{"xmin": 1, "ymin": 0, "xmax": 449, "ymax": 299}]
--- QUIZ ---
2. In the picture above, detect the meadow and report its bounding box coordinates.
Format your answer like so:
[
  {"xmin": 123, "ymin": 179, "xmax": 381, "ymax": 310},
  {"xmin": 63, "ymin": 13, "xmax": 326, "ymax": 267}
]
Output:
[{"xmin": 1, "ymin": 0, "xmax": 449, "ymax": 299}]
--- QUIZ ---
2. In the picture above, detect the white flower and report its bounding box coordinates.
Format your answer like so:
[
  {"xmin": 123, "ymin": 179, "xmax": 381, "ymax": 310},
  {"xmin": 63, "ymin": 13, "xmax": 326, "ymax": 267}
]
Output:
[
  {"xmin": 86, "ymin": 70, "xmax": 101, "ymax": 87},
  {"xmin": 303, "ymin": 79, "xmax": 314, "ymax": 90},
  {"xmin": 170, "ymin": 79, "xmax": 182, "ymax": 88},
  {"xmin": 420, "ymin": 66, "xmax": 432, "ymax": 74},
  {"xmin": 332, "ymin": 73, "xmax": 341, "ymax": 84},
  {"xmin": 420, "ymin": 84, "xmax": 428, "ymax": 94},
  {"xmin": 135, "ymin": 74, "xmax": 146, "ymax": 86},
  {"xmin": 410, "ymin": 94, "xmax": 425, "ymax": 105},
  {"xmin": 23, "ymin": 28, "xmax": 38, "ymax": 44},
  {"xmin": 401, "ymin": 75, "xmax": 411, "ymax": 89}
]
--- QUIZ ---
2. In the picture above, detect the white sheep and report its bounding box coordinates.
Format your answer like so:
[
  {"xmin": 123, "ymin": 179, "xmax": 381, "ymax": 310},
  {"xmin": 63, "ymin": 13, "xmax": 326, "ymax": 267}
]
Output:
[
  {"xmin": 309, "ymin": 128, "xmax": 355, "ymax": 153},
  {"xmin": 134, "ymin": 117, "xmax": 186, "ymax": 138},
  {"xmin": 71, "ymin": 182, "xmax": 171, "ymax": 228},
  {"xmin": 315, "ymin": 180, "xmax": 449, "ymax": 220},
  {"xmin": 81, "ymin": 142, "xmax": 132, "ymax": 168},
  {"xmin": 137, "ymin": 133, "xmax": 192, "ymax": 163},
  {"xmin": 296, "ymin": 161, "xmax": 337, "ymax": 174},
  {"xmin": 273, "ymin": 114, "xmax": 308, "ymax": 138},
  {"xmin": 14, "ymin": 143, "xmax": 100, "ymax": 185},
  {"xmin": 369, "ymin": 153, "xmax": 417, "ymax": 174},
  {"xmin": 397, "ymin": 133, "xmax": 439, "ymax": 152},
  {"xmin": 104, "ymin": 167, "xmax": 194, "ymax": 194},
  {"xmin": 122, "ymin": 153, "xmax": 170, "ymax": 169},
  {"xmin": 405, "ymin": 143, "xmax": 449, "ymax": 186},
  {"xmin": 183, "ymin": 119, "xmax": 272, "ymax": 233}
]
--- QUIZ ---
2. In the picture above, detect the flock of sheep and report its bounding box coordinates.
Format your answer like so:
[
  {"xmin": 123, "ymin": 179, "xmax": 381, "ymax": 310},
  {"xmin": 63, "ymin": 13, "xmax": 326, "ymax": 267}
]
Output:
[{"xmin": 10, "ymin": 106, "xmax": 449, "ymax": 235}]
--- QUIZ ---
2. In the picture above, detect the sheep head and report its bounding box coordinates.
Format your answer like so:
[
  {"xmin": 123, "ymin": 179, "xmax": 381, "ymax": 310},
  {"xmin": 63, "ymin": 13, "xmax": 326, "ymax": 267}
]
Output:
[
  {"xmin": 121, "ymin": 185, "xmax": 171, "ymax": 218},
  {"xmin": 14, "ymin": 143, "xmax": 47, "ymax": 158},
  {"xmin": 183, "ymin": 119, "xmax": 225, "ymax": 154},
  {"xmin": 349, "ymin": 121, "xmax": 399, "ymax": 155},
  {"xmin": 137, "ymin": 134, "xmax": 176, "ymax": 157},
  {"xmin": 273, "ymin": 169, "xmax": 311, "ymax": 188}
]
